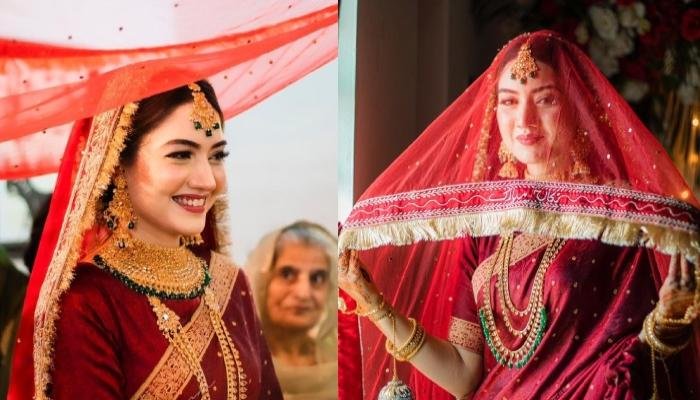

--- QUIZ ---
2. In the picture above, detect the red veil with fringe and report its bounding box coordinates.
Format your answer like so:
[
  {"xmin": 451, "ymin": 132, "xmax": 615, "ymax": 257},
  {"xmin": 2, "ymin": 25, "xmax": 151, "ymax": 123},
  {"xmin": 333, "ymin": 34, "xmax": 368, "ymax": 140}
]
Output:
[{"xmin": 339, "ymin": 30, "xmax": 699, "ymax": 400}]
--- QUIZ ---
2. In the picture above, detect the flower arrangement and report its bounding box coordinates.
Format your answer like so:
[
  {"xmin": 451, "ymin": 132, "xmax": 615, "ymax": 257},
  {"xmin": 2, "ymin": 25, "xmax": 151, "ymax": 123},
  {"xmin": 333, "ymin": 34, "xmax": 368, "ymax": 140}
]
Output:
[{"xmin": 533, "ymin": 0, "xmax": 699, "ymax": 106}]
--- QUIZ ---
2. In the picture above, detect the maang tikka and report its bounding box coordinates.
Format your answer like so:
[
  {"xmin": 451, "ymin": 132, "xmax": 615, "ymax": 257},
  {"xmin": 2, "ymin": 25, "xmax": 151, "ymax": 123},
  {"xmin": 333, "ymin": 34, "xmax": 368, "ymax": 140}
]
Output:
[
  {"xmin": 188, "ymin": 83, "xmax": 221, "ymax": 137},
  {"xmin": 510, "ymin": 40, "xmax": 539, "ymax": 84},
  {"xmin": 104, "ymin": 171, "xmax": 137, "ymax": 249}
]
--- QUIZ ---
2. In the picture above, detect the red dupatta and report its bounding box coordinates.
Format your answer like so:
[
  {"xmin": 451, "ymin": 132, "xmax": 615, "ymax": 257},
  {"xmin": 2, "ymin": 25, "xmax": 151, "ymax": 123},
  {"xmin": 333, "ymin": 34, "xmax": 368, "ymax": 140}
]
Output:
[{"xmin": 339, "ymin": 30, "xmax": 699, "ymax": 399}]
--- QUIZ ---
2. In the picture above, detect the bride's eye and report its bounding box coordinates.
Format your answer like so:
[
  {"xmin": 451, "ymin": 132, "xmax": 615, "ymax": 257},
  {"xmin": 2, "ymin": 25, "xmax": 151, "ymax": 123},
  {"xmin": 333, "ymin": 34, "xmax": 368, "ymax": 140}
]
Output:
[{"xmin": 166, "ymin": 151, "xmax": 192, "ymax": 160}]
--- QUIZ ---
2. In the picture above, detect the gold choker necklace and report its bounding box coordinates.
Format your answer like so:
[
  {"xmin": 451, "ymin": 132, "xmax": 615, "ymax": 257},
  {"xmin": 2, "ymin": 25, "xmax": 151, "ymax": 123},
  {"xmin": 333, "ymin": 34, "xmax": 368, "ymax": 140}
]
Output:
[{"xmin": 94, "ymin": 235, "xmax": 209, "ymax": 299}]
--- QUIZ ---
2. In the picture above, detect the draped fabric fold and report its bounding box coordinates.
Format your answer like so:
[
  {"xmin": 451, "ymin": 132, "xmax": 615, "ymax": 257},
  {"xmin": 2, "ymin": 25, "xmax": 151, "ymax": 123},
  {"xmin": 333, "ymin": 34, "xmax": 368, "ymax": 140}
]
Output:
[{"xmin": 0, "ymin": 0, "xmax": 338, "ymax": 179}]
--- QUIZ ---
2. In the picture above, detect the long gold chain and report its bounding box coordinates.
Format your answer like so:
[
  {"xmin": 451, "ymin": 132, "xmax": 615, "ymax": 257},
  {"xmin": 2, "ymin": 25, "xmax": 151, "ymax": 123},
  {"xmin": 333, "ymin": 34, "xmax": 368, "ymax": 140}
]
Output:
[
  {"xmin": 497, "ymin": 235, "xmax": 564, "ymax": 337},
  {"xmin": 149, "ymin": 293, "xmax": 247, "ymax": 400},
  {"xmin": 479, "ymin": 234, "xmax": 565, "ymax": 368}
]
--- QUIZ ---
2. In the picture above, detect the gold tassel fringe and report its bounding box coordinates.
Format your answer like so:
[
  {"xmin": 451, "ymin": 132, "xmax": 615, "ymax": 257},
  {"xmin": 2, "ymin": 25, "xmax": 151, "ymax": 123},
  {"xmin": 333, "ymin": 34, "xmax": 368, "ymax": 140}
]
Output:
[{"xmin": 339, "ymin": 209, "xmax": 700, "ymax": 265}]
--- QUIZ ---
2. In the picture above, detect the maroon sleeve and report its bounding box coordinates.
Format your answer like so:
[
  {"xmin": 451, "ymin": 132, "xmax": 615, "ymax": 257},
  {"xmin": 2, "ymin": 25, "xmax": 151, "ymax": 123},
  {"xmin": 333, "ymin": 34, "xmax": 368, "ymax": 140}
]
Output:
[
  {"xmin": 237, "ymin": 270, "xmax": 283, "ymax": 399},
  {"xmin": 447, "ymin": 236, "xmax": 486, "ymax": 355},
  {"xmin": 51, "ymin": 266, "xmax": 124, "ymax": 399}
]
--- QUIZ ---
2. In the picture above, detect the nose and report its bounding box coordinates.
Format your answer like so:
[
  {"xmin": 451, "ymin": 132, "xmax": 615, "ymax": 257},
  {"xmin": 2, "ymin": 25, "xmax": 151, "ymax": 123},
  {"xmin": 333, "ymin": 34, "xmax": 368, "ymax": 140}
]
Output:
[
  {"xmin": 515, "ymin": 98, "xmax": 538, "ymax": 129},
  {"xmin": 292, "ymin": 275, "xmax": 313, "ymax": 300},
  {"xmin": 189, "ymin": 157, "xmax": 217, "ymax": 192}
]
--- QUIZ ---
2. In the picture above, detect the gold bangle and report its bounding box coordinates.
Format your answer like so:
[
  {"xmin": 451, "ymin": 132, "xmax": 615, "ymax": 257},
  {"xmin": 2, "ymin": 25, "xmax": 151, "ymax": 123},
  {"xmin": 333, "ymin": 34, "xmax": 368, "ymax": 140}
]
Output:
[
  {"xmin": 399, "ymin": 324, "xmax": 426, "ymax": 361},
  {"xmin": 385, "ymin": 317, "xmax": 418, "ymax": 358},
  {"xmin": 385, "ymin": 318, "xmax": 427, "ymax": 362},
  {"xmin": 654, "ymin": 306, "xmax": 695, "ymax": 327},
  {"xmin": 643, "ymin": 311, "xmax": 689, "ymax": 357}
]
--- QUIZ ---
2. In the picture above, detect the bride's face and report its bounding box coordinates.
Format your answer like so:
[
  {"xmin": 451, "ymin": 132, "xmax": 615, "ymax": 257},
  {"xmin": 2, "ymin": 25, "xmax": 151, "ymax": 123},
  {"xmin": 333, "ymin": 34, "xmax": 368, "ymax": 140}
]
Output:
[
  {"xmin": 124, "ymin": 103, "xmax": 227, "ymax": 245},
  {"xmin": 496, "ymin": 60, "xmax": 573, "ymax": 169}
]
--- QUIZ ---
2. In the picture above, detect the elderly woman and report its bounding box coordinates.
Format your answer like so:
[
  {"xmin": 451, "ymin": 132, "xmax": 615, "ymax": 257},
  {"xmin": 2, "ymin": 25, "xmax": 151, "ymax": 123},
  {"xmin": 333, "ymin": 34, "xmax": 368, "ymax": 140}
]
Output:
[{"xmin": 248, "ymin": 221, "xmax": 337, "ymax": 400}]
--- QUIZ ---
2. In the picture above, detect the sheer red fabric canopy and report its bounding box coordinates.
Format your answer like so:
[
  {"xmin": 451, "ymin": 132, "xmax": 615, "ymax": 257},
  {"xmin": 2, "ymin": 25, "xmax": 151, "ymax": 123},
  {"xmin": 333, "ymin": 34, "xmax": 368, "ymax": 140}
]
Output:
[
  {"xmin": 0, "ymin": 0, "xmax": 338, "ymax": 179},
  {"xmin": 339, "ymin": 31, "xmax": 699, "ymax": 399}
]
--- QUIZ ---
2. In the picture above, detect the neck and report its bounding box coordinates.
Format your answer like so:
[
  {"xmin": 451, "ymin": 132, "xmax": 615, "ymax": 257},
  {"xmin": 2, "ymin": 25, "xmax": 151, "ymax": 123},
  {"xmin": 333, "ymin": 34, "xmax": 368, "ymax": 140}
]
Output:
[
  {"xmin": 525, "ymin": 155, "xmax": 572, "ymax": 181},
  {"xmin": 131, "ymin": 223, "xmax": 181, "ymax": 248},
  {"xmin": 265, "ymin": 324, "xmax": 317, "ymax": 366}
]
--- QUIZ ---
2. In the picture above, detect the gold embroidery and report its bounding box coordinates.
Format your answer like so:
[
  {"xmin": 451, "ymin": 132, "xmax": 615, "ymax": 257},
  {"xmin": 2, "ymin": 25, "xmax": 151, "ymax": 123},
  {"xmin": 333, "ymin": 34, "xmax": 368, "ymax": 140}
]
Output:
[
  {"xmin": 448, "ymin": 317, "xmax": 484, "ymax": 354},
  {"xmin": 132, "ymin": 252, "xmax": 239, "ymax": 400},
  {"xmin": 471, "ymin": 234, "xmax": 551, "ymax": 303},
  {"xmin": 34, "ymin": 104, "xmax": 138, "ymax": 399}
]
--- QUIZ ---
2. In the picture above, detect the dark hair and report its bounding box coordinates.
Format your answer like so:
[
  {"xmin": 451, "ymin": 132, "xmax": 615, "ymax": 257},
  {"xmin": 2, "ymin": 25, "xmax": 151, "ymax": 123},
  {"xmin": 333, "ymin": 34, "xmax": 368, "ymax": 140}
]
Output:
[{"xmin": 119, "ymin": 79, "xmax": 224, "ymax": 167}]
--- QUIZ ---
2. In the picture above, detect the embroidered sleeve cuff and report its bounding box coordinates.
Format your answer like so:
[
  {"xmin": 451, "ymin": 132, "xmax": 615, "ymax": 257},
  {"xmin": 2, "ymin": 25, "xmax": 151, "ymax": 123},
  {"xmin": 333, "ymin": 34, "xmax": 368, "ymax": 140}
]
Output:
[{"xmin": 448, "ymin": 316, "xmax": 484, "ymax": 355}]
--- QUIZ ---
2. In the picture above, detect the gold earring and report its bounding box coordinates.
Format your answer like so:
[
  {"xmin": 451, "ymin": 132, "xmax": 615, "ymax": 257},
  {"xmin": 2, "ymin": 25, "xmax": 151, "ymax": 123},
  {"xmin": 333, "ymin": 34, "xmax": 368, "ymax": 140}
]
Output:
[
  {"xmin": 180, "ymin": 234, "xmax": 204, "ymax": 247},
  {"xmin": 498, "ymin": 141, "xmax": 518, "ymax": 178},
  {"xmin": 570, "ymin": 129, "xmax": 592, "ymax": 181},
  {"xmin": 104, "ymin": 172, "xmax": 137, "ymax": 249}
]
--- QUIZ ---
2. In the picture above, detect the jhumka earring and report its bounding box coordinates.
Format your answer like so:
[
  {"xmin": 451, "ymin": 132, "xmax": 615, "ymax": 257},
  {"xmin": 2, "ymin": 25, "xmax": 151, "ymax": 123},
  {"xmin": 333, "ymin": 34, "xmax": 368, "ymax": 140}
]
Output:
[
  {"xmin": 571, "ymin": 129, "xmax": 592, "ymax": 181},
  {"xmin": 104, "ymin": 171, "xmax": 137, "ymax": 249},
  {"xmin": 510, "ymin": 40, "xmax": 539, "ymax": 84},
  {"xmin": 188, "ymin": 83, "xmax": 221, "ymax": 137},
  {"xmin": 180, "ymin": 234, "xmax": 204, "ymax": 247},
  {"xmin": 498, "ymin": 141, "xmax": 519, "ymax": 178}
]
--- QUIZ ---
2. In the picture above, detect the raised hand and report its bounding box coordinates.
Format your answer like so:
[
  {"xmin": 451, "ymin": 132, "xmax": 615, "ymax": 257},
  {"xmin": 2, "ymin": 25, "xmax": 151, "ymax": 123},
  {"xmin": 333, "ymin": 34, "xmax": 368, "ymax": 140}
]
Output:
[{"xmin": 338, "ymin": 249, "xmax": 383, "ymax": 312}]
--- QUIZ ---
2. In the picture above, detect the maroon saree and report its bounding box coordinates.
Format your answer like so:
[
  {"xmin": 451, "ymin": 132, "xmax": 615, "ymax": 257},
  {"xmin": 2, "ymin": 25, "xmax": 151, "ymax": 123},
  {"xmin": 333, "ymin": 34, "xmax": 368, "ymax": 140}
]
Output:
[{"xmin": 51, "ymin": 252, "xmax": 282, "ymax": 399}]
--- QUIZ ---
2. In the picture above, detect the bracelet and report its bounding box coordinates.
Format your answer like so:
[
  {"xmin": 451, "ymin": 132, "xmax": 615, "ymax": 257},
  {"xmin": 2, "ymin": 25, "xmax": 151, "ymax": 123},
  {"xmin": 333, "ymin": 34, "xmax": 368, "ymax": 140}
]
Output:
[
  {"xmin": 654, "ymin": 305, "xmax": 696, "ymax": 327},
  {"xmin": 385, "ymin": 317, "xmax": 417, "ymax": 358},
  {"xmin": 369, "ymin": 305, "xmax": 393, "ymax": 323},
  {"xmin": 356, "ymin": 298, "xmax": 386, "ymax": 318},
  {"xmin": 643, "ymin": 311, "xmax": 689, "ymax": 357},
  {"xmin": 385, "ymin": 318, "xmax": 427, "ymax": 362},
  {"xmin": 399, "ymin": 324, "xmax": 426, "ymax": 361}
]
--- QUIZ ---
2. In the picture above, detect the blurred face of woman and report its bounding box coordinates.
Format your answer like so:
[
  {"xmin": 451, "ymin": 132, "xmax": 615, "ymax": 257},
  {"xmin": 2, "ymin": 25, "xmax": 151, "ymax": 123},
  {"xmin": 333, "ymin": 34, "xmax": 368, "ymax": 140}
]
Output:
[
  {"xmin": 123, "ymin": 103, "xmax": 227, "ymax": 247},
  {"xmin": 266, "ymin": 241, "xmax": 330, "ymax": 332},
  {"xmin": 496, "ymin": 60, "xmax": 574, "ymax": 174}
]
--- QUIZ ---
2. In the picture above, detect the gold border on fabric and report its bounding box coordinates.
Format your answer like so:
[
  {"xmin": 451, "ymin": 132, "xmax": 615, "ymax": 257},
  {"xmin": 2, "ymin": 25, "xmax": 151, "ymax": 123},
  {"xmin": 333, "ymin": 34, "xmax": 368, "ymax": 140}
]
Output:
[
  {"xmin": 131, "ymin": 252, "xmax": 239, "ymax": 400},
  {"xmin": 339, "ymin": 208, "xmax": 700, "ymax": 264},
  {"xmin": 471, "ymin": 234, "xmax": 551, "ymax": 303},
  {"xmin": 34, "ymin": 103, "xmax": 138, "ymax": 399},
  {"xmin": 447, "ymin": 317, "xmax": 484, "ymax": 355}
]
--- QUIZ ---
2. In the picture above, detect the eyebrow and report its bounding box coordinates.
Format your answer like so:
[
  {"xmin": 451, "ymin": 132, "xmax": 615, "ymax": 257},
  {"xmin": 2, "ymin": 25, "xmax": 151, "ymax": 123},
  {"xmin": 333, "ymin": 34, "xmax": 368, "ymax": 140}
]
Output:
[
  {"xmin": 164, "ymin": 139, "xmax": 227, "ymax": 149},
  {"xmin": 497, "ymin": 84, "xmax": 559, "ymax": 95}
]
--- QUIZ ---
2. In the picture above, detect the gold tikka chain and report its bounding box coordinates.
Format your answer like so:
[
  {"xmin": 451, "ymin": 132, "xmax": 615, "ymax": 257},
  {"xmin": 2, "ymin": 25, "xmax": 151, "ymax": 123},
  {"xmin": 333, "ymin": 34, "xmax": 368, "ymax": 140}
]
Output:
[{"xmin": 149, "ymin": 290, "xmax": 247, "ymax": 400}]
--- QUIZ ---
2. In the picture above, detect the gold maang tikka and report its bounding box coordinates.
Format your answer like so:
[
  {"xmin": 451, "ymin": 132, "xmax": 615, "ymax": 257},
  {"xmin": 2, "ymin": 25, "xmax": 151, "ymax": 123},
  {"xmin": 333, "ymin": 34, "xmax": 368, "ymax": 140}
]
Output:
[
  {"xmin": 188, "ymin": 83, "xmax": 221, "ymax": 137},
  {"xmin": 104, "ymin": 171, "xmax": 137, "ymax": 249},
  {"xmin": 510, "ymin": 41, "xmax": 539, "ymax": 84}
]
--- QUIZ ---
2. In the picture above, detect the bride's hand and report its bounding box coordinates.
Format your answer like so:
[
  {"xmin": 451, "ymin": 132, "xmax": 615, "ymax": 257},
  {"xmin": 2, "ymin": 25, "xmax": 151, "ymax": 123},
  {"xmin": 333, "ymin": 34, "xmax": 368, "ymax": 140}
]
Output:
[
  {"xmin": 338, "ymin": 249, "xmax": 383, "ymax": 311},
  {"xmin": 656, "ymin": 254, "xmax": 698, "ymax": 322}
]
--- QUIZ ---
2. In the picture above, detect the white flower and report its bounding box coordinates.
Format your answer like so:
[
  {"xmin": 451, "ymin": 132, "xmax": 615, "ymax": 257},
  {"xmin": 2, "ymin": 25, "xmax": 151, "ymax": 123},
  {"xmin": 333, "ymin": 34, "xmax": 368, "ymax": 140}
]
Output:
[
  {"xmin": 589, "ymin": 37, "xmax": 620, "ymax": 76},
  {"xmin": 606, "ymin": 30, "xmax": 634, "ymax": 58},
  {"xmin": 589, "ymin": 6, "xmax": 619, "ymax": 41},
  {"xmin": 636, "ymin": 18, "xmax": 651, "ymax": 35},
  {"xmin": 575, "ymin": 23, "xmax": 590, "ymax": 44},
  {"xmin": 621, "ymin": 80, "xmax": 649, "ymax": 103},
  {"xmin": 618, "ymin": 3, "xmax": 645, "ymax": 29},
  {"xmin": 678, "ymin": 83, "xmax": 698, "ymax": 105}
]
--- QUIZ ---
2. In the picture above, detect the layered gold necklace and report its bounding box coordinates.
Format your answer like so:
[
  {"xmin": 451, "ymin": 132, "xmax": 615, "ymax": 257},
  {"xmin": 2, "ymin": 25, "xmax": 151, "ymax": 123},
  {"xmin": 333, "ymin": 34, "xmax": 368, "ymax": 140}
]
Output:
[
  {"xmin": 94, "ymin": 235, "xmax": 247, "ymax": 400},
  {"xmin": 479, "ymin": 234, "xmax": 565, "ymax": 368}
]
